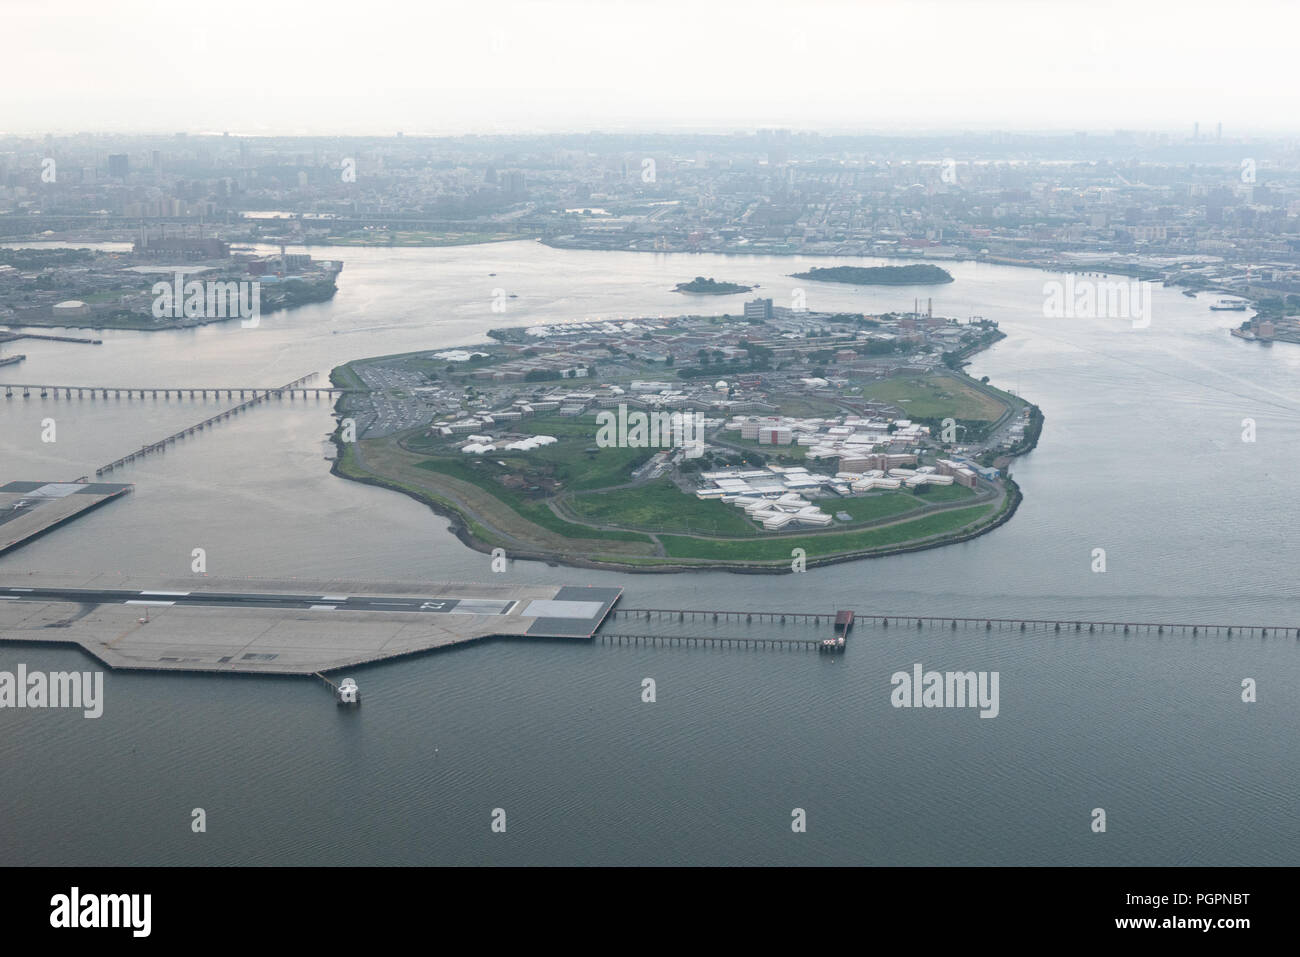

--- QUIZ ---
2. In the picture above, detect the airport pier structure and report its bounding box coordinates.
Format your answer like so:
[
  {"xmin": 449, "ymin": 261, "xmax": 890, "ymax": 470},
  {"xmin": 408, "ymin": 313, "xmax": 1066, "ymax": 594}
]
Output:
[
  {"xmin": 2, "ymin": 574, "xmax": 1299, "ymax": 683},
  {"xmin": 0, "ymin": 575, "xmax": 625, "ymax": 676},
  {"xmin": 2, "ymin": 373, "xmax": 356, "ymax": 553}
]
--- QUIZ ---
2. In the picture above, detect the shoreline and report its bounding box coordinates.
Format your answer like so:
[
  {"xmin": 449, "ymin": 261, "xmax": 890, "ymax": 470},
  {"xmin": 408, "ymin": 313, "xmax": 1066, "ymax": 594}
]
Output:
[{"xmin": 327, "ymin": 325, "xmax": 1041, "ymax": 574}]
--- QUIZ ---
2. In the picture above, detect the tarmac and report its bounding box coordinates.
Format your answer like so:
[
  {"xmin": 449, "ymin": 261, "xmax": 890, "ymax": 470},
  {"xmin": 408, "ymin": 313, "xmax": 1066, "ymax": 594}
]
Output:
[
  {"xmin": 0, "ymin": 570, "xmax": 621, "ymax": 675},
  {"xmin": 0, "ymin": 481, "xmax": 133, "ymax": 556}
]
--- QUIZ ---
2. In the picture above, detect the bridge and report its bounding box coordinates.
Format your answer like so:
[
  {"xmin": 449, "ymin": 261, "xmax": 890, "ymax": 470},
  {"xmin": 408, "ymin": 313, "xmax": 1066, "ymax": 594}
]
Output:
[
  {"xmin": 92, "ymin": 374, "xmax": 322, "ymax": 477},
  {"xmin": 3, "ymin": 380, "xmax": 361, "ymax": 400}
]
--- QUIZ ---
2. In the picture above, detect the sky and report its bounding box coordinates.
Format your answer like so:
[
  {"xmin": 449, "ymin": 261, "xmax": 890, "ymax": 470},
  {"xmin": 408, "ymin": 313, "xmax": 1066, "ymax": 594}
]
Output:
[{"xmin": 4, "ymin": 0, "xmax": 1298, "ymax": 137}]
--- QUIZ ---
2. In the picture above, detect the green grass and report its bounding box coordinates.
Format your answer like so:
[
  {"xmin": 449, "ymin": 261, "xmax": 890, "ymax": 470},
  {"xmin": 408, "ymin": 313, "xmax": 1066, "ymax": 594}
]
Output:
[
  {"xmin": 411, "ymin": 415, "xmax": 656, "ymax": 492},
  {"xmin": 658, "ymin": 504, "xmax": 997, "ymax": 561},
  {"xmin": 763, "ymin": 396, "xmax": 844, "ymax": 417},
  {"xmin": 825, "ymin": 484, "xmax": 975, "ymax": 523},
  {"xmin": 909, "ymin": 484, "xmax": 977, "ymax": 504},
  {"xmin": 414, "ymin": 458, "xmax": 650, "ymax": 543},
  {"xmin": 330, "ymin": 363, "xmax": 368, "ymax": 391},
  {"xmin": 517, "ymin": 414, "xmax": 603, "ymax": 439},
  {"xmin": 860, "ymin": 374, "xmax": 1006, "ymax": 422},
  {"xmin": 830, "ymin": 493, "xmax": 922, "ymax": 523},
  {"xmin": 724, "ymin": 437, "xmax": 808, "ymax": 460},
  {"xmin": 568, "ymin": 479, "xmax": 759, "ymax": 535},
  {"xmin": 529, "ymin": 443, "xmax": 656, "ymax": 491}
]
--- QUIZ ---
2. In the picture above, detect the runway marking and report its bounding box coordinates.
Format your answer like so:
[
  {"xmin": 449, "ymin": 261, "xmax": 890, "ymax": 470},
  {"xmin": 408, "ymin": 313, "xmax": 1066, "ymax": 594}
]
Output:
[
  {"xmin": 125, "ymin": 600, "xmax": 174, "ymax": 607},
  {"xmin": 141, "ymin": 590, "xmax": 190, "ymax": 596},
  {"xmin": 10, "ymin": 587, "xmax": 32, "ymax": 592},
  {"xmin": 309, "ymin": 604, "xmax": 337, "ymax": 611},
  {"xmin": 321, "ymin": 595, "xmax": 348, "ymax": 601}
]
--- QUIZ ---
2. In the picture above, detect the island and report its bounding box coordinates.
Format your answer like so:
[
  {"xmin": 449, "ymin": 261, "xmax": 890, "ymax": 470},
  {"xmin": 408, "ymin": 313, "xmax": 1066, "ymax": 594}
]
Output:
[
  {"xmin": 673, "ymin": 276, "xmax": 753, "ymax": 295},
  {"xmin": 791, "ymin": 264, "xmax": 954, "ymax": 286},
  {"xmin": 0, "ymin": 243, "xmax": 342, "ymax": 331},
  {"xmin": 328, "ymin": 308, "xmax": 1038, "ymax": 573}
]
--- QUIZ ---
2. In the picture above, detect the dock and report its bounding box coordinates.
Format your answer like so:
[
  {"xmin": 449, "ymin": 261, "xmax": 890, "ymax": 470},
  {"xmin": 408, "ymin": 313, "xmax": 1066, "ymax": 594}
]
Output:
[
  {"xmin": 0, "ymin": 572, "xmax": 622, "ymax": 675},
  {"xmin": 819, "ymin": 610, "xmax": 853, "ymax": 652}
]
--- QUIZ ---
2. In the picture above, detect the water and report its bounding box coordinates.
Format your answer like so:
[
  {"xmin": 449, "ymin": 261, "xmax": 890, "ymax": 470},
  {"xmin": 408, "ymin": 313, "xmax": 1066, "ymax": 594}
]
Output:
[{"xmin": 3, "ymin": 241, "xmax": 1299, "ymax": 864}]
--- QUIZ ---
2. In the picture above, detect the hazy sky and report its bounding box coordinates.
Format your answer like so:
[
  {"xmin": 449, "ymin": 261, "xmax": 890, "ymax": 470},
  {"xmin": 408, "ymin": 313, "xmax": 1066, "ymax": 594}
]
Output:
[{"xmin": 4, "ymin": 0, "xmax": 1298, "ymax": 136}]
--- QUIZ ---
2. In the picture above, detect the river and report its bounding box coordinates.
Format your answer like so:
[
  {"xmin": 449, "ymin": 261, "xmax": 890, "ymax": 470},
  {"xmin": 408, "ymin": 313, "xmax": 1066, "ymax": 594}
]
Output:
[{"xmin": 2, "ymin": 241, "xmax": 1297, "ymax": 864}]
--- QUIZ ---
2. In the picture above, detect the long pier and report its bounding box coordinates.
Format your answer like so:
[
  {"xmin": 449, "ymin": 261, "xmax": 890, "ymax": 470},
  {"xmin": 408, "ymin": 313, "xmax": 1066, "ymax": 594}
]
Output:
[
  {"xmin": 599, "ymin": 632, "xmax": 819, "ymax": 649},
  {"xmin": 3, "ymin": 380, "xmax": 357, "ymax": 400},
  {"xmin": 610, "ymin": 609, "xmax": 1300, "ymax": 639},
  {"xmin": 94, "ymin": 373, "xmax": 319, "ymax": 477}
]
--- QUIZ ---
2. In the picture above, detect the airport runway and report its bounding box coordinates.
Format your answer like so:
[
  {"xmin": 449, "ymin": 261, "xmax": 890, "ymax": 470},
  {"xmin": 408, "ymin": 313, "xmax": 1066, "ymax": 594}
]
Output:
[
  {"xmin": 0, "ymin": 586, "xmax": 516, "ymax": 615},
  {"xmin": 0, "ymin": 579, "xmax": 624, "ymax": 673}
]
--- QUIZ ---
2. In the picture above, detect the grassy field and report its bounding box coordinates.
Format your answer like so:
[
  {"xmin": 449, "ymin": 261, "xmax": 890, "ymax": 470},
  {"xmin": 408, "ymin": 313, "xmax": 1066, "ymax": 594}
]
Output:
[
  {"xmin": 830, "ymin": 493, "xmax": 924, "ymax": 523},
  {"xmin": 413, "ymin": 458, "xmax": 650, "ymax": 543},
  {"xmin": 568, "ymin": 479, "xmax": 759, "ymax": 535},
  {"xmin": 860, "ymin": 373, "xmax": 1007, "ymax": 421},
  {"xmin": 330, "ymin": 362, "xmax": 371, "ymax": 391},
  {"xmin": 658, "ymin": 503, "xmax": 997, "ymax": 561},
  {"xmin": 722, "ymin": 436, "xmax": 808, "ymax": 460},
  {"xmin": 761, "ymin": 396, "xmax": 845, "ymax": 417}
]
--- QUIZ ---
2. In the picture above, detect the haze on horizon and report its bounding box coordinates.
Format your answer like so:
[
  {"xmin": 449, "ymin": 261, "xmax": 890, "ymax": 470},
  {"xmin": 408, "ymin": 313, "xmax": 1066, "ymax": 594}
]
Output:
[{"xmin": 3, "ymin": 0, "xmax": 1298, "ymax": 138}]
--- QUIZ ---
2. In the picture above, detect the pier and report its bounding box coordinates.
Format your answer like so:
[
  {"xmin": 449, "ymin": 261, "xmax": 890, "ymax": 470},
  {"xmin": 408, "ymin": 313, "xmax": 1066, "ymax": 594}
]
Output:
[
  {"xmin": 0, "ymin": 481, "xmax": 134, "ymax": 556},
  {"xmin": 610, "ymin": 609, "xmax": 1300, "ymax": 639},
  {"xmin": 0, "ymin": 331, "xmax": 102, "ymax": 345},
  {"xmin": 2, "ymin": 574, "xmax": 1295, "ymax": 677},
  {"xmin": 598, "ymin": 632, "xmax": 819, "ymax": 650},
  {"xmin": 0, "ymin": 574, "xmax": 624, "ymax": 675},
  {"xmin": 95, "ymin": 373, "xmax": 318, "ymax": 476}
]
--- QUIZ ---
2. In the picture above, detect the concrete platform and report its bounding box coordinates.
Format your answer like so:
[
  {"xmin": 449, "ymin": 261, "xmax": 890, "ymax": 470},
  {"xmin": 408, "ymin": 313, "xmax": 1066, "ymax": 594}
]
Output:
[
  {"xmin": 0, "ymin": 481, "xmax": 133, "ymax": 556},
  {"xmin": 0, "ymin": 571, "xmax": 621, "ymax": 675}
]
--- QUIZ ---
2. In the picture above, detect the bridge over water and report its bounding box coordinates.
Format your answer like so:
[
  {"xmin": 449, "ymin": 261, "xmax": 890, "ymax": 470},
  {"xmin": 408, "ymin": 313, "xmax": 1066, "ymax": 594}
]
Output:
[
  {"xmin": 91, "ymin": 373, "xmax": 325, "ymax": 477},
  {"xmin": 2, "ymin": 381, "xmax": 362, "ymax": 400}
]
